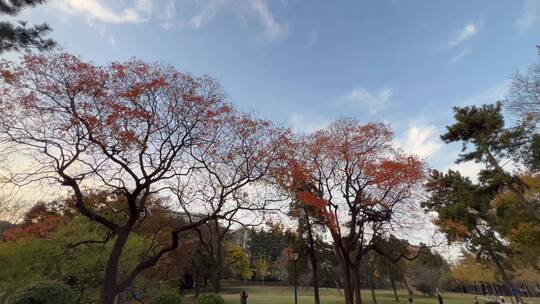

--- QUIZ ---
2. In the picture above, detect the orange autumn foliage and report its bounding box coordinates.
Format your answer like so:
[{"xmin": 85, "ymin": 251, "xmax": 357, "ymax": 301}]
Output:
[
  {"xmin": 280, "ymin": 118, "xmax": 426, "ymax": 234},
  {"xmin": 3, "ymin": 215, "xmax": 65, "ymax": 241},
  {"xmin": 0, "ymin": 52, "xmax": 232, "ymax": 153},
  {"xmin": 365, "ymin": 157, "xmax": 425, "ymax": 188},
  {"xmin": 297, "ymin": 191, "xmax": 326, "ymax": 209},
  {"xmin": 434, "ymin": 218, "xmax": 471, "ymax": 241}
]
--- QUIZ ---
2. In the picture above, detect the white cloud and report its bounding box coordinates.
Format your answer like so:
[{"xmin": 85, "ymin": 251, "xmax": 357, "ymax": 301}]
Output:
[
  {"xmin": 54, "ymin": 0, "xmax": 153, "ymax": 24},
  {"xmin": 445, "ymin": 161, "xmax": 485, "ymax": 182},
  {"xmin": 52, "ymin": 0, "xmax": 287, "ymax": 41},
  {"xmin": 398, "ymin": 125, "xmax": 443, "ymax": 159},
  {"xmin": 251, "ymin": 0, "xmax": 287, "ymax": 41},
  {"xmin": 448, "ymin": 21, "xmax": 480, "ymax": 48},
  {"xmin": 289, "ymin": 113, "xmax": 329, "ymax": 134},
  {"xmin": 449, "ymin": 48, "xmax": 470, "ymax": 63},
  {"xmin": 517, "ymin": 0, "xmax": 540, "ymax": 30},
  {"xmin": 344, "ymin": 87, "xmax": 394, "ymax": 114}
]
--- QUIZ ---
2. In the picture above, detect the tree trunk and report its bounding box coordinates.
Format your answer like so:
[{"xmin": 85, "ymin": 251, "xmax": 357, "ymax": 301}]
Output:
[
  {"xmin": 213, "ymin": 251, "xmax": 222, "ymax": 293},
  {"xmin": 491, "ymin": 282, "xmax": 499, "ymax": 297},
  {"xmin": 101, "ymin": 227, "xmax": 133, "ymax": 304},
  {"xmin": 101, "ymin": 225, "xmax": 136, "ymax": 304},
  {"xmin": 523, "ymin": 283, "xmax": 531, "ymax": 297},
  {"xmin": 490, "ymin": 253, "xmax": 522, "ymax": 303},
  {"xmin": 390, "ymin": 278, "xmax": 400, "ymax": 303},
  {"xmin": 213, "ymin": 222, "xmax": 223, "ymax": 293},
  {"xmin": 195, "ymin": 267, "xmax": 200, "ymax": 297},
  {"xmin": 339, "ymin": 255, "xmax": 354, "ymax": 304},
  {"xmin": 369, "ymin": 270, "xmax": 378, "ymax": 304},
  {"xmin": 353, "ymin": 267, "xmax": 363, "ymax": 304},
  {"xmin": 403, "ymin": 278, "xmax": 413, "ymax": 296},
  {"xmin": 304, "ymin": 208, "xmax": 321, "ymax": 304}
]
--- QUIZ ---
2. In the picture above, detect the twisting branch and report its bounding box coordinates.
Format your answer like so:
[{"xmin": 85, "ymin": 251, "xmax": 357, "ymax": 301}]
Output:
[{"xmin": 68, "ymin": 231, "xmax": 115, "ymax": 249}]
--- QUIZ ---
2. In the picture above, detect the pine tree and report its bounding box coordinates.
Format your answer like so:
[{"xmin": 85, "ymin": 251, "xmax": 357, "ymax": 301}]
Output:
[{"xmin": 0, "ymin": 0, "xmax": 55, "ymax": 53}]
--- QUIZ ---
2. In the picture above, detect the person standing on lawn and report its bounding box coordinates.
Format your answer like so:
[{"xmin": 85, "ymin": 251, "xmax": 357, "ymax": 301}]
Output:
[{"xmin": 436, "ymin": 288, "xmax": 444, "ymax": 304}]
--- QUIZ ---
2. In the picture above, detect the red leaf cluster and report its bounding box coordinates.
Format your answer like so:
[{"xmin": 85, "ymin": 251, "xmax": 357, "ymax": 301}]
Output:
[
  {"xmin": 280, "ymin": 118, "xmax": 426, "ymax": 233},
  {"xmin": 4, "ymin": 215, "xmax": 65, "ymax": 241}
]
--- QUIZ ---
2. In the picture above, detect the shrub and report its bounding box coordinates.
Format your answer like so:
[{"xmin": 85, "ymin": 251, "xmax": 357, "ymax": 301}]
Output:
[
  {"xmin": 152, "ymin": 289, "xmax": 183, "ymax": 304},
  {"xmin": 7, "ymin": 281, "xmax": 76, "ymax": 304},
  {"xmin": 194, "ymin": 294, "xmax": 225, "ymax": 304}
]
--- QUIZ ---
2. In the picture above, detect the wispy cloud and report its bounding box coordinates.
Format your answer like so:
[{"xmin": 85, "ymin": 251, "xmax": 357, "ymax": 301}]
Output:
[
  {"xmin": 448, "ymin": 21, "xmax": 480, "ymax": 48},
  {"xmin": 161, "ymin": 21, "xmax": 174, "ymax": 29},
  {"xmin": 159, "ymin": 0, "xmax": 176, "ymax": 29},
  {"xmin": 251, "ymin": 0, "xmax": 287, "ymax": 42},
  {"xmin": 461, "ymin": 81, "xmax": 510, "ymax": 106},
  {"xmin": 343, "ymin": 87, "xmax": 394, "ymax": 114},
  {"xmin": 449, "ymin": 48, "xmax": 470, "ymax": 63},
  {"xmin": 170, "ymin": 0, "xmax": 287, "ymax": 42},
  {"xmin": 109, "ymin": 36, "xmax": 117, "ymax": 49},
  {"xmin": 86, "ymin": 21, "xmax": 118, "ymax": 50},
  {"xmin": 516, "ymin": 0, "xmax": 540, "ymax": 30},
  {"xmin": 54, "ymin": 0, "xmax": 153, "ymax": 24},
  {"xmin": 51, "ymin": 0, "xmax": 287, "ymax": 42},
  {"xmin": 187, "ymin": 0, "xmax": 222, "ymax": 28}
]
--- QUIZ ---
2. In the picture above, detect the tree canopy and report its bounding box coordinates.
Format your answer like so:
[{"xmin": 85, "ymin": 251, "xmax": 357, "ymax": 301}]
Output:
[{"xmin": 0, "ymin": 51, "xmax": 287, "ymax": 304}]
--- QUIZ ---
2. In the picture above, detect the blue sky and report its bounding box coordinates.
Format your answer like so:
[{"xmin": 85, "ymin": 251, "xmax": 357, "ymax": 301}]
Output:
[{"xmin": 14, "ymin": 0, "xmax": 540, "ymax": 176}]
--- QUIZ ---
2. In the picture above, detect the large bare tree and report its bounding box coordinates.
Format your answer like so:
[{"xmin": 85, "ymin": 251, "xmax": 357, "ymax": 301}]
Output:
[
  {"xmin": 173, "ymin": 111, "xmax": 288, "ymax": 292},
  {"xmin": 0, "ymin": 52, "xmax": 285, "ymax": 304}
]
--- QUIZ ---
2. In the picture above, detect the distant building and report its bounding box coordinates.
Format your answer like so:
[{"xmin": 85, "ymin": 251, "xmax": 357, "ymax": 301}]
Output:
[
  {"xmin": 176, "ymin": 212, "xmax": 207, "ymax": 223},
  {"xmin": 229, "ymin": 227, "xmax": 250, "ymax": 251},
  {"xmin": 161, "ymin": 209, "xmax": 208, "ymax": 223}
]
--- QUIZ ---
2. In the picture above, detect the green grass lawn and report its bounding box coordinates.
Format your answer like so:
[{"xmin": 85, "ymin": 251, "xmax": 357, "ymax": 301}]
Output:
[{"xmin": 213, "ymin": 285, "xmax": 540, "ymax": 304}]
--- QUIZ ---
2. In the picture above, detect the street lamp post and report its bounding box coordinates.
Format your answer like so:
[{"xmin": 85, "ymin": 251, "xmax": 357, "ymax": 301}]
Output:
[{"xmin": 291, "ymin": 251, "xmax": 300, "ymax": 304}]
